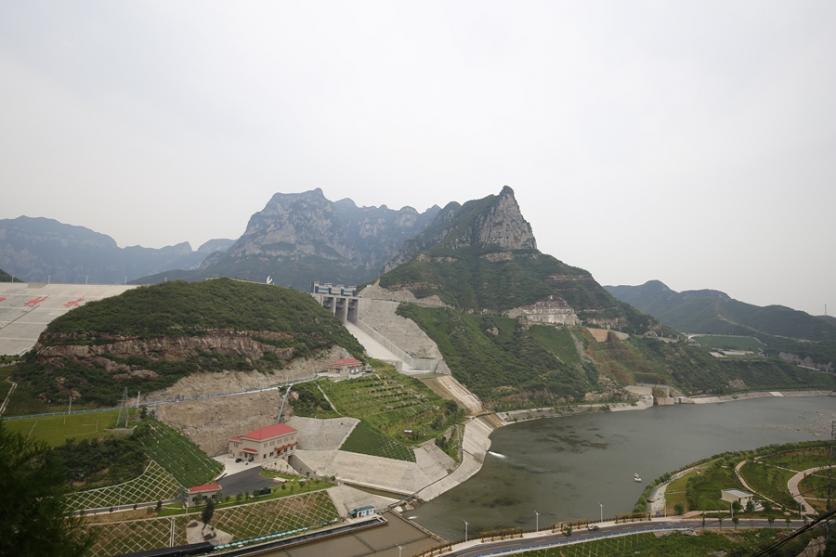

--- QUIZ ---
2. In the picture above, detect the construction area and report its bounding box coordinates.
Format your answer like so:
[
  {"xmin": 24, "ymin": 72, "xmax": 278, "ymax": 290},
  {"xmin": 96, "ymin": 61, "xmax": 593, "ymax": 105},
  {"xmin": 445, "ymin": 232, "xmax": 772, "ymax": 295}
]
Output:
[{"xmin": 0, "ymin": 282, "xmax": 136, "ymax": 355}]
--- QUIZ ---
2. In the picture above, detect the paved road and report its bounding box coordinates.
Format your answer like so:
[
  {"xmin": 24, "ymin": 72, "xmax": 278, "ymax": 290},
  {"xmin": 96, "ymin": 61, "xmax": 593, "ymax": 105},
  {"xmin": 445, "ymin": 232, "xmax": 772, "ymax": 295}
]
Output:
[
  {"xmin": 443, "ymin": 520, "xmax": 797, "ymax": 557},
  {"xmin": 218, "ymin": 467, "xmax": 275, "ymax": 498},
  {"xmin": 789, "ymin": 465, "xmax": 836, "ymax": 516}
]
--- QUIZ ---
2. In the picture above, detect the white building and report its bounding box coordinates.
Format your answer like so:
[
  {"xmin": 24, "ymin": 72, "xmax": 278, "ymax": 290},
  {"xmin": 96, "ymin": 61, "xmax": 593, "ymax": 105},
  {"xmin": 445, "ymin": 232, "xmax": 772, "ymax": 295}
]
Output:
[{"xmin": 721, "ymin": 488, "xmax": 754, "ymax": 508}]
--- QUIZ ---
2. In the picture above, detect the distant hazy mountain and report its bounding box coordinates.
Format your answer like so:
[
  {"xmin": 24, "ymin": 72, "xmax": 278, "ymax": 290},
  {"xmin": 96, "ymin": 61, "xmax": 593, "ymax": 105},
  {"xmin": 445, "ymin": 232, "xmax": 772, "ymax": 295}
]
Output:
[
  {"xmin": 0, "ymin": 216, "xmax": 232, "ymax": 284},
  {"xmin": 140, "ymin": 189, "xmax": 442, "ymax": 289},
  {"xmin": 606, "ymin": 280, "xmax": 836, "ymax": 368},
  {"xmin": 606, "ymin": 280, "xmax": 835, "ymax": 341},
  {"xmin": 0, "ymin": 267, "xmax": 19, "ymax": 282}
]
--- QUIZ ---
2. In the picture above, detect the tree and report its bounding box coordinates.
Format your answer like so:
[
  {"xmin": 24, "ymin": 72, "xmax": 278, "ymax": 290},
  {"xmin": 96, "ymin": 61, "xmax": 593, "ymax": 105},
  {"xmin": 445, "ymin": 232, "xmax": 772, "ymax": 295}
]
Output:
[
  {"xmin": 674, "ymin": 503, "xmax": 684, "ymax": 515},
  {"xmin": 201, "ymin": 499, "xmax": 215, "ymax": 527},
  {"xmin": 745, "ymin": 500, "xmax": 755, "ymax": 513},
  {"xmin": 0, "ymin": 421, "xmax": 93, "ymax": 557},
  {"xmin": 763, "ymin": 500, "xmax": 772, "ymax": 513},
  {"xmin": 732, "ymin": 500, "xmax": 742, "ymax": 514},
  {"xmin": 768, "ymin": 516, "xmax": 775, "ymax": 528}
]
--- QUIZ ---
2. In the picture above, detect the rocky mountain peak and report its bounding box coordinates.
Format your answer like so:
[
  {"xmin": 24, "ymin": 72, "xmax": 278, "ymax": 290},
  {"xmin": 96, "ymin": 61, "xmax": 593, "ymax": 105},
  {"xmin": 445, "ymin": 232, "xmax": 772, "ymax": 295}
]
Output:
[{"xmin": 474, "ymin": 185, "xmax": 536, "ymax": 251}]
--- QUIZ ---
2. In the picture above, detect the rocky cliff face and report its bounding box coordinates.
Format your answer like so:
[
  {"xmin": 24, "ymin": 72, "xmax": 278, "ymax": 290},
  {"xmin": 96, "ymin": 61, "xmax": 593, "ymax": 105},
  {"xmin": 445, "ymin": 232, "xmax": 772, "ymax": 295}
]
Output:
[
  {"xmin": 197, "ymin": 188, "xmax": 441, "ymax": 289},
  {"xmin": 472, "ymin": 186, "xmax": 537, "ymax": 251},
  {"xmin": 385, "ymin": 186, "xmax": 536, "ymax": 271}
]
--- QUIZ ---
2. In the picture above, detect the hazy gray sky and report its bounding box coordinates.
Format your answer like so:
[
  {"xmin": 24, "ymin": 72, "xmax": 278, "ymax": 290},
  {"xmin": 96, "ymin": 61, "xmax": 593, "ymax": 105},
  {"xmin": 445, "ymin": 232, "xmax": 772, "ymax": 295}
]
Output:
[{"xmin": 1, "ymin": 1, "xmax": 834, "ymax": 314}]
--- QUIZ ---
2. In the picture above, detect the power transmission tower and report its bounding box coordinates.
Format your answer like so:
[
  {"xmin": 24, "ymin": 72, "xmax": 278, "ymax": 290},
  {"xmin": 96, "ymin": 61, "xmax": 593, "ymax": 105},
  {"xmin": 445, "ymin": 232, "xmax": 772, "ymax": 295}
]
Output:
[{"xmin": 115, "ymin": 387, "xmax": 130, "ymax": 428}]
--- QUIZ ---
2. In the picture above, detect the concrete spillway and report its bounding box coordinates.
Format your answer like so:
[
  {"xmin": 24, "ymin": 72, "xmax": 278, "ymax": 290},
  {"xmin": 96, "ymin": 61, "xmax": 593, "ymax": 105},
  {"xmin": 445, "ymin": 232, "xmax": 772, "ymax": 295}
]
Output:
[{"xmin": 343, "ymin": 321, "xmax": 415, "ymax": 372}]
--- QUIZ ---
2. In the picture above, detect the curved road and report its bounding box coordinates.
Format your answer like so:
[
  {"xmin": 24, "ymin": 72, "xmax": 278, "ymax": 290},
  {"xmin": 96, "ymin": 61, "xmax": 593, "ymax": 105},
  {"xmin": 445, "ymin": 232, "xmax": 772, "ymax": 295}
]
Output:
[
  {"xmin": 789, "ymin": 465, "xmax": 835, "ymax": 516},
  {"xmin": 443, "ymin": 520, "xmax": 796, "ymax": 557}
]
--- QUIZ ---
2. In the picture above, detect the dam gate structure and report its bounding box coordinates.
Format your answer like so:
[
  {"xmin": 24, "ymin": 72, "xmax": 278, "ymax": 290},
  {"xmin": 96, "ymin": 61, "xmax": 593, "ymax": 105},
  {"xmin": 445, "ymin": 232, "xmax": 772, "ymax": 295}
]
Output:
[{"xmin": 311, "ymin": 282, "xmax": 359, "ymax": 323}]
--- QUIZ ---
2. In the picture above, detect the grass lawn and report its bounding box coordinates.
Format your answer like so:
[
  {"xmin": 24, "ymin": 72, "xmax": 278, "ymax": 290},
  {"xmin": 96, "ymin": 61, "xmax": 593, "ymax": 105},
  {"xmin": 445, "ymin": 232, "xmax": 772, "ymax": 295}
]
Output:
[
  {"xmin": 761, "ymin": 446, "xmax": 833, "ymax": 472},
  {"xmin": 515, "ymin": 529, "xmax": 782, "ymax": 556},
  {"xmin": 3, "ymin": 408, "xmax": 126, "ymax": 447},
  {"xmin": 740, "ymin": 461, "xmax": 797, "ymax": 510},
  {"xmin": 665, "ymin": 470, "xmax": 700, "ymax": 515},
  {"xmin": 800, "ymin": 473, "xmax": 833, "ymax": 512},
  {"xmin": 340, "ymin": 420, "xmax": 415, "ymax": 462},
  {"xmin": 685, "ymin": 460, "xmax": 745, "ymax": 511},
  {"xmin": 692, "ymin": 335, "xmax": 763, "ymax": 351}
]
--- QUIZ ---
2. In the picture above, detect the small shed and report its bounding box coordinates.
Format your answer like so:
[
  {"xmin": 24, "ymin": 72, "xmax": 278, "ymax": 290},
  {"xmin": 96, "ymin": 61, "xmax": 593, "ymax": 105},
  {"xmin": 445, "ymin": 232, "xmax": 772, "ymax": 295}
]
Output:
[
  {"xmin": 720, "ymin": 488, "xmax": 754, "ymax": 508},
  {"xmin": 185, "ymin": 482, "xmax": 223, "ymax": 507},
  {"xmin": 350, "ymin": 505, "xmax": 376, "ymax": 518}
]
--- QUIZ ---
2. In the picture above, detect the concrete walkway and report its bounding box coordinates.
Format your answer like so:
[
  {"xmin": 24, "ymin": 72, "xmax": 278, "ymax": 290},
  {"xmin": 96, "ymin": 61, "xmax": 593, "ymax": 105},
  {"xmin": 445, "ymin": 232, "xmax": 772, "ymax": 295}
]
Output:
[{"xmin": 789, "ymin": 465, "xmax": 835, "ymax": 516}]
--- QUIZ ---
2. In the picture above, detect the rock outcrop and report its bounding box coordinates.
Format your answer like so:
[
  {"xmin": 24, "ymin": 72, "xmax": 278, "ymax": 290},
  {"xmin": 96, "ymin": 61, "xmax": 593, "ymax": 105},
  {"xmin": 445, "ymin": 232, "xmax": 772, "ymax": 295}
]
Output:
[{"xmin": 196, "ymin": 189, "xmax": 441, "ymax": 289}]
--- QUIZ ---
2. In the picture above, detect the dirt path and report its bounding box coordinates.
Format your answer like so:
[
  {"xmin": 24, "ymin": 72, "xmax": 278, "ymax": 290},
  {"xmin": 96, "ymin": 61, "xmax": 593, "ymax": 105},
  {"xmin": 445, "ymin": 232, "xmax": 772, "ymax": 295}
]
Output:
[{"xmin": 789, "ymin": 465, "xmax": 835, "ymax": 516}]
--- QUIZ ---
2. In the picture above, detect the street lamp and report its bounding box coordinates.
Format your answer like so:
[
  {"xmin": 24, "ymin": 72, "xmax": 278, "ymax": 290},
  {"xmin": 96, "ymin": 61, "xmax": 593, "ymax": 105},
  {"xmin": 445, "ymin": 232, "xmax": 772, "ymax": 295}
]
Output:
[
  {"xmin": 535, "ymin": 510, "xmax": 539, "ymax": 533},
  {"xmin": 599, "ymin": 503, "xmax": 604, "ymax": 523},
  {"xmin": 463, "ymin": 519, "xmax": 469, "ymax": 542},
  {"xmin": 397, "ymin": 545, "xmax": 402, "ymax": 557}
]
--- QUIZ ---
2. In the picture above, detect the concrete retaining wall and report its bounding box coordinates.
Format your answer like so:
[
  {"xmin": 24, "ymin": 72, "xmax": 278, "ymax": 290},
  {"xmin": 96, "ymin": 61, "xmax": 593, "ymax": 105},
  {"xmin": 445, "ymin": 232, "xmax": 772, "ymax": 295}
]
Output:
[{"xmin": 355, "ymin": 298, "xmax": 450, "ymax": 374}]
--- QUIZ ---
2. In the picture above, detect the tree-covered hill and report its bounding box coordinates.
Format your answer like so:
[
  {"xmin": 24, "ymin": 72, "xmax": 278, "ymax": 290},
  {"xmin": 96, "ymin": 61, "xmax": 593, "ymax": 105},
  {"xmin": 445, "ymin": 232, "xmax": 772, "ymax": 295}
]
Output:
[
  {"xmin": 379, "ymin": 187, "xmax": 657, "ymax": 334},
  {"xmin": 15, "ymin": 278, "xmax": 364, "ymax": 405},
  {"xmin": 606, "ymin": 280, "xmax": 836, "ymax": 368}
]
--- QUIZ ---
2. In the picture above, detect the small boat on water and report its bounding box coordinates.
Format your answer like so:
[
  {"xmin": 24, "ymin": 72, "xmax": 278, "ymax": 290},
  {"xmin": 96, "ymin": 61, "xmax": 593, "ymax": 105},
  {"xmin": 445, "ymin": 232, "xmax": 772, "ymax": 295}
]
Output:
[{"xmin": 633, "ymin": 473, "xmax": 643, "ymax": 482}]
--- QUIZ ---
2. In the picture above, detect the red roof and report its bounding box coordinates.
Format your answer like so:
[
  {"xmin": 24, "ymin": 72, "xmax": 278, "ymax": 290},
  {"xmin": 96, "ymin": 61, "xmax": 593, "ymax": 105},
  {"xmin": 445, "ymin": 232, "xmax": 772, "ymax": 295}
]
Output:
[
  {"xmin": 237, "ymin": 422, "xmax": 296, "ymax": 442},
  {"xmin": 187, "ymin": 482, "xmax": 222, "ymax": 494},
  {"xmin": 328, "ymin": 358, "xmax": 363, "ymax": 368},
  {"xmin": 240, "ymin": 447, "xmax": 258, "ymax": 454}
]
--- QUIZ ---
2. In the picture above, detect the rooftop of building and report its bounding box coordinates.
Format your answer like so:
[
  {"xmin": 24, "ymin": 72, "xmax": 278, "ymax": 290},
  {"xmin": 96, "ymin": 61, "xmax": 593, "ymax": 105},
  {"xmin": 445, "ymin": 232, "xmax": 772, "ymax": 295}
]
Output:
[
  {"xmin": 230, "ymin": 422, "xmax": 297, "ymax": 442},
  {"xmin": 187, "ymin": 482, "xmax": 222, "ymax": 494}
]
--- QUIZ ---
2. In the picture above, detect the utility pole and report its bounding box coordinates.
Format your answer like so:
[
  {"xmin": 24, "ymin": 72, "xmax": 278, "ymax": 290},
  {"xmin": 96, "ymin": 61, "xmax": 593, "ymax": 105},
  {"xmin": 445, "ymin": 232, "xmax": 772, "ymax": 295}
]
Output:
[
  {"xmin": 600, "ymin": 503, "xmax": 604, "ymax": 523},
  {"xmin": 535, "ymin": 510, "xmax": 539, "ymax": 533},
  {"xmin": 463, "ymin": 520, "xmax": 468, "ymax": 542}
]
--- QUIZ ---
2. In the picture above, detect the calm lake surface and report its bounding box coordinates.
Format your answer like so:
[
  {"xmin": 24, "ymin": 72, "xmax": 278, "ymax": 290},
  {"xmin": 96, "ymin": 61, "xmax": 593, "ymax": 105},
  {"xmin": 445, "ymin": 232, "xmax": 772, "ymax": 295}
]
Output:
[{"xmin": 414, "ymin": 396, "xmax": 835, "ymax": 540}]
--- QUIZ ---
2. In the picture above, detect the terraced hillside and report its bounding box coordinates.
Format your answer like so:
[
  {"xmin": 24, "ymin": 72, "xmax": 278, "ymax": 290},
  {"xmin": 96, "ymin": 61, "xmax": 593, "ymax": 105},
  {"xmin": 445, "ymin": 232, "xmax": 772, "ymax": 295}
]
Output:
[
  {"xmin": 293, "ymin": 364, "xmax": 463, "ymax": 460},
  {"xmin": 13, "ymin": 278, "xmax": 363, "ymax": 405},
  {"xmin": 85, "ymin": 490, "xmax": 340, "ymax": 557},
  {"xmin": 33, "ymin": 416, "xmax": 222, "ymax": 510}
]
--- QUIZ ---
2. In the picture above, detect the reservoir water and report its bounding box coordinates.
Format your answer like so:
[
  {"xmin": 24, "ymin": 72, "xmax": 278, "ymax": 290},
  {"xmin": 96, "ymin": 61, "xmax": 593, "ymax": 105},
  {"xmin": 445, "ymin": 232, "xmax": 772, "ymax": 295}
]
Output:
[{"xmin": 414, "ymin": 396, "xmax": 835, "ymax": 540}]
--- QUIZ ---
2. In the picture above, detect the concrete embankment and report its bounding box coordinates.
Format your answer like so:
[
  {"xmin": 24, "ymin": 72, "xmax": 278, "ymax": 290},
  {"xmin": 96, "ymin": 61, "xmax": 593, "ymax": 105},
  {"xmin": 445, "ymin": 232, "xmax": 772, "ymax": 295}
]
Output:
[
  {"xmin": 417, "ymin": 417, "xmax": 495, "ymax": 501},
  {"xmin": 354, "ymin": 297, "xmax": 450, "ymax": 374},
  {"xmin": 687, "ymin": 389, "xmax": 833, "ymax": 405}
]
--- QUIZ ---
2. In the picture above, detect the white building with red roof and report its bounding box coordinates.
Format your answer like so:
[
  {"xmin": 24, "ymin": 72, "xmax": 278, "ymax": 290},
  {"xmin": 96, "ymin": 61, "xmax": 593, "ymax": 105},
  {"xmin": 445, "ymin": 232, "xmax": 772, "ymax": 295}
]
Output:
[
  {"xmin": 323, "ymin": 357, "xmax": 366, "ymax": 378},
  {"xmin": 228, "ymin": 422, "xmax": 298, "ymax": 464},
  {"xmin": 185, "ymin": 481, "xmax": 222, "ymax": 507}
]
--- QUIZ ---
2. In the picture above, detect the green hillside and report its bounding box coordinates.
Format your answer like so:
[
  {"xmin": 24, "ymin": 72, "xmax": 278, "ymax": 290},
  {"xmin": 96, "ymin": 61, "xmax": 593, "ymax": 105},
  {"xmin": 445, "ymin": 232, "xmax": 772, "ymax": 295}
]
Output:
[
  {"xmin": 400, "ymin": 304, "xmax": 836, "ymax": 409},
  {"xmin": 398, "ymin": 304, "xmax": 599, "ymax": 409},
  {"xmin": 14, "ymin": 279, "xmax": 364, "ymax": 405},
  {"xmin": 606, "ymin": 281, "xmax": 836, "ymax": 368},
  {"xmin": 380, "ymin": 188, "xmax": 657, "ymax": 334}
]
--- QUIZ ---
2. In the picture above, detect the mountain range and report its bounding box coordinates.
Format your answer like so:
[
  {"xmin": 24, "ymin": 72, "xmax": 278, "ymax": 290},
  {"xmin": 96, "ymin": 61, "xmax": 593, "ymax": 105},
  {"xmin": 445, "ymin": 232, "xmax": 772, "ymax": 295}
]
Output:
[
  {"xmin": 0, "ymin": 216, "xmax": 233, "ymax": 284},
  {"xmin": 606, "ymin": 280, "xmax": 836, "ymax": 368},
  {"xmin": 137, "ymin": 188, "xmax": 442, "ymax": 288},
  {"xmin": 5, "ymin": 187, "xmax": 834, "ymax": 410}
]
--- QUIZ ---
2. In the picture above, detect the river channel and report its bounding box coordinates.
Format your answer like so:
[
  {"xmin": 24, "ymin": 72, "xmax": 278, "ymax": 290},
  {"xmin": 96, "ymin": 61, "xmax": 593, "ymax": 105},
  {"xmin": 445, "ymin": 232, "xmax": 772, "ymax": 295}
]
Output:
[{"xmin": 413, "ymin": 396, "xmax": 835, "ymax": 540}]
